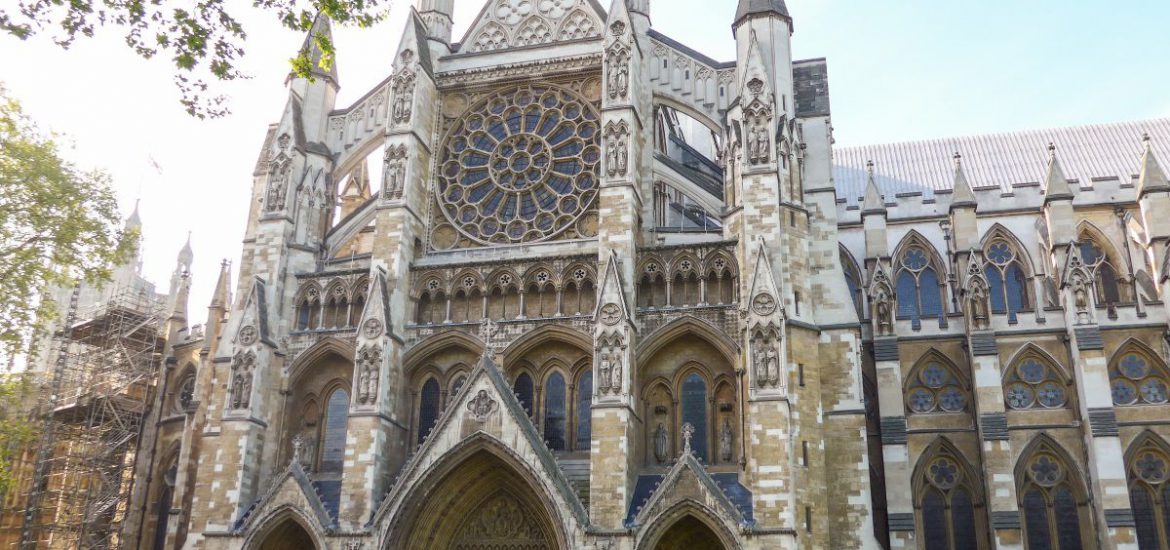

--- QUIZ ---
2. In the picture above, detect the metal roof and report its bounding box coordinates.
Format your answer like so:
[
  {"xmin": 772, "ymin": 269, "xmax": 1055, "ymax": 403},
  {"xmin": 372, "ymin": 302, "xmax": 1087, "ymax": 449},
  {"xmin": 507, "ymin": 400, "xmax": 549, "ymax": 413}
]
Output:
[{"xmin": 833, "ymin": 118, "xmax": 1170, "ymax": 206}]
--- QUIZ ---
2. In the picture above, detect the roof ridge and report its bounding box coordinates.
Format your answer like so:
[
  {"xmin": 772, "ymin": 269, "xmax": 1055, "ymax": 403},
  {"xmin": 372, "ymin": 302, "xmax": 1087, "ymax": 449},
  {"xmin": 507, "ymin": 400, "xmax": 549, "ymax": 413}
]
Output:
[{"xmin": 837, "ymin": 117, "xmax": 1170, "ymax": 152}]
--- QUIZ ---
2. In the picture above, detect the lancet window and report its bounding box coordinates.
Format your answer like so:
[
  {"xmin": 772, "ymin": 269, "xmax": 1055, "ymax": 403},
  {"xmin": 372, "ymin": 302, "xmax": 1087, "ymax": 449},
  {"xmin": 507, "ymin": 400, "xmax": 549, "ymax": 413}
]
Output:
[
  {"xmin": 895, "ymin": 242, "xmax": 945, "ymax": 330},
  {"xmin": 514, "ymin": 372, "xmax": 535, "ymax": 418},
  {"xmin": 417, "ymin": 378, "xmax": 441, "ymax": 446},
  {"xmin": 1077, "ymin": 231, "xmax": 1127, "ymax": 307},
  {"xmin": 1017, "ymin": 441, "xmax": 1088, "ymax": 550},
  {"xmin": 915, "ymin": 443, "xmax": 982, "ymax": 550},
  {"xmin": 318, "ymin": 387, "xmax": 349, "ymax": 475},
  {"xmin": 1109, "ymin": 345, "xmax": 1170, "ymax": 406},
  {"xmin": 636, "ymin": 252, "xmax": 738, "ymax": 309},
  {"xmin": 1126, "ymin": 435, "xmax": 1170, "ymax": 549},
  {"xmin": 984, "ymin": 238, "xmax": 1030, "ymax": 323},
  {"xmin": 841, "ymin": 249, "xmax": 864, "ymax": 318},
  {"xmin": 575, "ymin": 370, "xmax": 592, "ymax": 450},
  {"xmin": 543, "ymin": 372, "xmax": 567, "ymax": 451}
]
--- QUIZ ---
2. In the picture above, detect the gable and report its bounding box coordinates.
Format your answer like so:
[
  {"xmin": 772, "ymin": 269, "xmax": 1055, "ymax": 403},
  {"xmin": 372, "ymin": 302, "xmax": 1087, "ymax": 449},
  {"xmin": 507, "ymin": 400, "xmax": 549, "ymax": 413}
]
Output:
[{"xmin": 458, "ymin": 0, "xmax": 606, "ymax": 54}]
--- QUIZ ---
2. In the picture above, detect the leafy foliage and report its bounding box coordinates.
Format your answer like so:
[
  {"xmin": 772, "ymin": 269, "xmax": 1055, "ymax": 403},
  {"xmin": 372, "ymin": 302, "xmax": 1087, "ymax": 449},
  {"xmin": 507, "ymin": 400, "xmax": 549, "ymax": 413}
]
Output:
[
  {"xmin": 0, "ymin": 1, "xmax": 389, "ymax": 118},
  {"xmin": 0, "ymin": 85, "xmax": 137, "ymax": 358},
  {"xmin": 0, "ymin": 373, "xmax": 35, "ymax": 496}
]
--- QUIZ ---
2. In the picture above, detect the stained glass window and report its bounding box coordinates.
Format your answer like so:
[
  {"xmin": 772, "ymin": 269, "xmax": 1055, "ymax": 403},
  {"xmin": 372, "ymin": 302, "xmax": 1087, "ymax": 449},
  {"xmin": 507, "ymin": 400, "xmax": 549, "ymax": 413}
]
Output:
[
  {"xmin": 1005, "ymin": 357, "xmax": 1068, "ymax": 410},
  {"xmin": 906, "ymin": 360, "xmax": 967, "ymax": 414},
  {"xmin": 576, "ymin": 371, "xmax": 592, "ymax": 451},
  {"xmin": 1127, "ymin": 442, "xmax": 1170, "ymax": 549},
  {"xmin": 1131, "ymin": 486, "xmax": 1160, "ymax": 549},
  {"xmin": 543, "ymin": 372, "xmax": 567, "ymax": 451},
  {"xmin": 1023, "ymin": 489, "xmax": 1052, "ymax": 550},
  {"xmin": 320, "ymin": 389, "xmax": 349, "ymax": 474},
  {"xmin": 417, "ymin": 379, "xmax": 440, "ymax": 446},
  {"xmin": 922, "ymin": 489, "xmax": 948, "ymax": 550},
  {"xmin": 918, "ymin": 450, "xmax": 984, "ymax": 550},
  {"xmin": 1110, "ymin": 352, "xmax": 1170, "ymax": 406},
  {"xmin": 896, "ymin": 244, "xmax": 944, "ymax": 330},
  {"xmin": 1053, "ymin": 487, "xmax": 1083, "ymax": 550},
  {"xmin": 435, "ymin": 84, "xmax": 601, "ymax": 247},
  {"xmin": 983, "ymin": 240, "xmax": 1030, "ymax": 323},
  {"xmin": 1019, "ymin": 446, "xmax": 1088, "ymax": 550},
  {"xmin": 515, "ymin": 373, "xmax": 535, "ymax": 417},
  {"xmin": 681, "ymin": 373, "xmax": 708, "ymax": 462},
  {"xmin": 1079, "ymin": 236, "xmax": 1126, "ymax": 306},
  {"xmin": 951, "ymin": 488, "xmax": 977, "ymax": 550}
]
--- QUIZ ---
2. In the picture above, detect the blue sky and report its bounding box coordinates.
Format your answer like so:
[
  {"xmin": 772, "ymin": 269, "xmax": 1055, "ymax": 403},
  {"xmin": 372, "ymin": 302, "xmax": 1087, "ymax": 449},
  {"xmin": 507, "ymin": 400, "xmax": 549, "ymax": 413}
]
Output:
[{"xmin": 1, "ymin": 0, "xmax": 1167, "ymax": 312}]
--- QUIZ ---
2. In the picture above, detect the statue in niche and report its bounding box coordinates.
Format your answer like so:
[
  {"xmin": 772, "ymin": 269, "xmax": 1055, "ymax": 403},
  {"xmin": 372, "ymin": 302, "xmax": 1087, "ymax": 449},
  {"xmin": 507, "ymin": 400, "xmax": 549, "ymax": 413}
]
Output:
[
  {"xmin": 969, "ymin": 283, "xmax": 989, "ymax": 329},
  {"xmin": 654, "ymin": 423, "xmax": 669, "ymax": 464},
  {"xmin": 609, "ymin": 353, "xmax": 623, "ymax": 395},
  {"xmin": 748, "ymin": 122, "xmax": 770, "ymax": 165},
  {"xmin": 753, "ymin": 337, "xmax": 769, "ymax": 385},
  {"xmin": 765, "ymin": 343, "xmax": 780, "ymax": 387},
  {"xmin": 231, "ymin": 373, "xmax": 244, "ymax": 409},
  {"xmin": 1072, "ymin": 277, "xmax": 1090, "ymax": 323},
  {"xmin": 607, "ymin": 52, "xmax": 629, "ymax": 100},
  {"xmin": 598, "ymin": 354, "xmax": 612, "ymax": 394},
  {"xmin": 265, "ymin": 161, "xmax": 289, "ymax": 212},
  {"xmin": 719, "ymin": 418, "xmax": 733, "ymax": 463},
  {"xmin": 873, "ymin": 287, "xmax": 893, "ymax": 335}
]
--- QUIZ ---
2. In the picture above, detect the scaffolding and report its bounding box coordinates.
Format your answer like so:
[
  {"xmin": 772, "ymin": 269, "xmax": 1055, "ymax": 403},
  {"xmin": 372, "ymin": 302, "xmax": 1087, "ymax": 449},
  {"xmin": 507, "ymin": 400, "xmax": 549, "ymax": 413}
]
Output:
[{"xmin": 18, "ymin": 284, "xmax": 165, "ymax": 550}]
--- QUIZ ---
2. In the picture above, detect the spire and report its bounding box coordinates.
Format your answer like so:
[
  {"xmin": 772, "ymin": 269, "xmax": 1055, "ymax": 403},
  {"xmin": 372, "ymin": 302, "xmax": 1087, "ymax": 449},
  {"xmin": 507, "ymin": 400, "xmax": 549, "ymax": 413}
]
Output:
[
  {"xmin": 210, "ymin": 259, "xmax": 232, "ymax": 311},
  {"xmin": 416, "ymin": 0, "xmax": 455, "ymax": 43},
  {"xmin": 951, "ymin": 152, "xmax": 976, "ymax": 208},
  {"xmin": 178, "ymin": 231, "xmax": 194, "ymax": 268},
  {"xmin": 862, "ymin": 160, "xmax": 886, "ymax": 214},
  {"xmin": 1042, "ymin": 142, "xmax": 1074, "ymax": 203},
  {"xmin": 1137, "ymin": 133, "xmax": 1170, "ymax": 198},
  {"xmin": 125, "ymin": 199, "xmax": 143, "ymax": 230},
  {"xmin": 296, "ymin": 13, "xmax": 339, "ymax": 85},
  {"xmin": 733, "ymin": 0, "xmax": 791, "ymax": 30}
]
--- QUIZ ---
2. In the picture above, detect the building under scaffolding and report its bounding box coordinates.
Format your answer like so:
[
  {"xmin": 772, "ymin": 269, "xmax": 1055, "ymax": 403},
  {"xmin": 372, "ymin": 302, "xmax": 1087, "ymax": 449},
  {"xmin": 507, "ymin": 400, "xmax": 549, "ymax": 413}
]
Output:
[{"xmin": 13, "ymin": 284, "xmax": 166, "ymax": 549}]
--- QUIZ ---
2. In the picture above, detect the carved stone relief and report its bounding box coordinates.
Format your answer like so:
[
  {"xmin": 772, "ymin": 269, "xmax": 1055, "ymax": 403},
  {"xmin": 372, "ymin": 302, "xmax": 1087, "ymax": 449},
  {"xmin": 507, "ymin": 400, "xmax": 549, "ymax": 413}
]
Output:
[
  {"xmin": 357, "ymin": 344, "xmax": 382, "ymax": 405},
  {"xmin": 604, "ymin": 120, "xmax": 630, "ymax": 178},
  {"xmin": 383, "ymin": 144, "xmax": 408, "ymax": 200},
  {"xmin": 467, "ymin": 390, "xmax": 498, "ymax": 422},
  {"xmin": 230, "ymin": 351, "xmax": 256, "ymax": 410}
]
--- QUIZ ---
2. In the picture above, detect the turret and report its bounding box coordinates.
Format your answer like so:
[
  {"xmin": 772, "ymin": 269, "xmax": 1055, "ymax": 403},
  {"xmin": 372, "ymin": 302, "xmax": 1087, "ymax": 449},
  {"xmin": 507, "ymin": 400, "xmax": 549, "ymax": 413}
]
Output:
[
  {"xmin": 949, "ymin": 152, "xmax": 979, "ymax": 251},
  {"xmin": 1041, "ymin": 143, "xmax": 1076, "ymax": 246},
  {"xmin": 416, "ymin": 0, "xmax": 454, "ymax": 43},
  {"xmin": 733, "ymin": 0, "xmax": 794, "ymax": 118},
  {"xmin": 862, "ymin": 160, "xmax": 889, "ymax": 259},
  {"xmin": 203, "ymin": 260, "xmax": 232, "ymax": 355},
  {"xmin": 288, "ymin": 13, "xmax": 339, "ymax": 144},
  {"xmin": 166, "ymin": 233, "xmax": 193, "ymax": 338}
]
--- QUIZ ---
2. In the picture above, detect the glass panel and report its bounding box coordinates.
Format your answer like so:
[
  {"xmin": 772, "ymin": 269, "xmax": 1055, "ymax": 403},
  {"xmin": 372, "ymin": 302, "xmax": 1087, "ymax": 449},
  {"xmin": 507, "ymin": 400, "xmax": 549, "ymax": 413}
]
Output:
[
  {"xmin": 1131, "ymin": 485, "xmax": 1161, "ymax": 550},
  {"xmin": 1023, "ymin": 489, "xmax": 1052, "ymax": 550},
  {"xmin": 896, "ymin": 271, "xmax": 919, "ymax": 320},
  {"xmin": 576, "ymin": 371, "xmax": 592, "ymax": 451},
  {"xmin": 417, "ymin": 379, "xmax": 440, "ymax": 445},
  {"xmin": 1161, "ymin": 484, "xmax": 1170, "ymax": 550},
  {"xmin": 543, "ymin": 372, "xmax": 567, "ymax": 451},
  {"xmin": 951, "ymin": 488, "xmax": 978, "ymax": 550},
  {"xmin": 515, "ymin": 373, "xmax": 535, "ymax": 417},
  {"xmin": 320, "ymin": 389, "xmax": 349, "ymax": 474},
  {"xmin": 920, "ymin": 268, "xmax": 942, "ymax": 319},
  {"xmin": 680, "ymin": 373, "xmax": 709, "ymax": 462},
  {"xmin": 986, "ymin": 265, "xmax": 1007, "ymax": 314},
  {"xmin": 1100, "ymin": 263, "xmax": 1121, "ymax": 304},
  {"xmin": 922, "ymin": 488, "xmax": 950, "ymax": 550},
  {"xmin": 1007, "ymin": 263, "xmax": 1028, "ymax": 319},
  {"xmin": 152, "ymin": 486, "xmax": 173, "ymax": 550},
  {"xmin": 844, "ymin": 270, "xmax": 862, "ymax": 316},
  {"xmin": 1053, "ymin": 486, "xmax": 1083, "ymax": 550}
]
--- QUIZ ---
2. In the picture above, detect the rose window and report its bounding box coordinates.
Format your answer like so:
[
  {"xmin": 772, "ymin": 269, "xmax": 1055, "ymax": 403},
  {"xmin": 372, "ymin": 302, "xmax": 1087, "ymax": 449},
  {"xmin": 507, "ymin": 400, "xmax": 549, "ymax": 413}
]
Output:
[
  {"xmin": 1110, "ymin": 352, "xmax": 1170, "ymax": 406},
  {"xmin": 906, "ymin": 360, "xmax": 967, "ymax": 414},
  {"xmin": 1005, "ymin": 356, "xmax": 1069, "ymax": 410},
  {"xmin": 436, "ymin": 84, "xmax": 600, "ymax": 246}
]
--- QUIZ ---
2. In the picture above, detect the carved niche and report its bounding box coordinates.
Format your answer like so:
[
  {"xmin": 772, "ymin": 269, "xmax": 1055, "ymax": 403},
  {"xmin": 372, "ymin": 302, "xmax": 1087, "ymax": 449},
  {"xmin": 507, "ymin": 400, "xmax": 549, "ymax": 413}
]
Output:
[
  {"xmin": 604, "ymin": 120, "xmax": 630, "ymax": 178},
  {"xmin": 742, "ymin": 78, "xmax": 773, "ymax": 166},
  {"xmin": 383, "ymin": 144, "xmax": 408, "ymax": 200},
  {"xmin": 356, "ymin": 344, "xmax": 382, "ymax": 405},
  {"xmin": 230, "ymin": 350, "xmax": 256, "ymax": 410},
  {"xmin": 391, "ymin": 51, "xmax": 417, "ymax": 126},
  {"xmin": 750, "ymin": 326, "xmax": 782, "ymax": 390},
  {"xmin": 605, "ymin": 22, "xmax": 630, "ymax": 101},
  {"xmin": 596, "ymin": 333, "xmax": 626, "ymax": 397}
]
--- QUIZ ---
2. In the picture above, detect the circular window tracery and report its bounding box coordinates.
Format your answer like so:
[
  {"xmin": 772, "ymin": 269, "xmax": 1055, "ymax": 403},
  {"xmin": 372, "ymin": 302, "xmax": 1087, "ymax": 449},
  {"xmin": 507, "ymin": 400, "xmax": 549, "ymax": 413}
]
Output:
[
  {"xmin": 1005, "ymin": 356, "xmax": 1069, "ymax": 410},
  {"xmin": 1110, "ymin": 352, "xmax": 1170, "ymax": 406},
  {"xmin": 437, "ymin": 84, "xmax": 601, "ymax": 246},
  {"xmin": 906, "ymin": 360, "xmax": 968, "ymax": 414}
]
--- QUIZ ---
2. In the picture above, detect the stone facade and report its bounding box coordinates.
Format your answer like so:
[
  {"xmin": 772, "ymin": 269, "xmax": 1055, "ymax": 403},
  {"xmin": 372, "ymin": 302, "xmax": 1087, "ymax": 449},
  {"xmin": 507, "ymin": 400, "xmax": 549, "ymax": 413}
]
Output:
[{"xmin": 29, "ymin": 1, "xmax": 1170, "ymax": 549}]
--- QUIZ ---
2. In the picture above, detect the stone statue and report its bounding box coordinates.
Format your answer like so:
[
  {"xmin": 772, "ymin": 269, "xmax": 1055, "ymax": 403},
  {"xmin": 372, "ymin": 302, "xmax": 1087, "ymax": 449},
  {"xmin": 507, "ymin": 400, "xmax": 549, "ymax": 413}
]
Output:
[
  {"xmin": 358, "ymin": 367, "xmax": 370, "ymax": 404},
  {"xmin": 608, "ymin": 54, "xmax": 628, "ymax": 99},
  {"xmin": 609, "ymin": 354, "xmax": 623, "ymax": 395},
  {"xmin": 654, "ymin": 423, "xmax": 668, "ymax": 464},
  {"xmin": 240, "ymin": 372, "xmax": 253, "ymax": 409},
  {"xmin": 874, "ymin": 288, "xmax": 893, "ymax": 335},
  {"xmin": 753, "ymin": 338, "xmax": 769, "ymax": 385},
  {"xmin": 598, "ymin": 355, "xmax": 611, "ymax": 393},
  {"xmin": 615, "ymin": 137, "xmax": 628, "ymax": 176},
  {"xmin": 719, "ymin": 419, "xmax": 733, "ymax": 463},
  {"xmin": 970, "ymin": 283, "xmax": 988, "ymax": 329},
  {"xmin": 766, "ymin": 345, "xmax": 780, "ymax": 387},
  {"xmin": 1072, "ymin": 277, "xmax": 1090, "ymax": 324},
  {"xmin": 231, "ymin": 373, "xmax": 243, "ymax": 409}
]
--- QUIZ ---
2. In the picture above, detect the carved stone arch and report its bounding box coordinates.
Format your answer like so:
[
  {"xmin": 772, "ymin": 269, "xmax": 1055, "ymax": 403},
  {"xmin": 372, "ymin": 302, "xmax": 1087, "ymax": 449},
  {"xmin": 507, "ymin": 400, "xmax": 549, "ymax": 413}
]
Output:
[
  {"xmin": 414, "ymin": 271, "xmax": 447, "ymax": 298},
  {"xmin": 561, "ymin": 261, "xmax": 596, "ymax": 284},
  {"xmin": 468, "ymin": 21, "xmax": 511, "ymax": 53},
  {"xmin": 1002, "ymin": 343, "xmax": 1072, "ymax": 384},
  {"xmin": 404, "ymin": 331, "xmax": 486, "ymax": 372},
  {"xmin": 671, "ymin": 360, "xmax": 716, "ymax": 391},
  {"xmin": 331, "ymin": 133, "xmax": 386, "ymax": 190},
  {"xmin": 1014, "ymin": 433, "xmax": 1090, "ymax": 501},
  {"xmin": 911, "ymin": 436, "xmax": 983, "ymax": 497},
  {"xmin": 668, "ymin": 253, "xmax": 701, "ymax": 278},
  {"xmin": 287, "ymin": 337, "xmax": 355, "ymax": 387},
  {"xmin": 639, "ymin": 254, "xmax": 668, "ymax": 275},
  {"xmin": 635, "ymin": 500, "xmax": 741, "ymax": 550},
  {"xmin": 636, "ymin": 316, "xmax": 739, "ymax": 368},
  {"xmin": 981, "ymin": 223, "xmax": 1037, "ymax": 277},
  {"xmin": 905, "ymin": 350, "xmax": 971, "ymax": 391},
  {"xmin": 892, "ymin": 229, "xmax": 948, "ymax": 272},
  {"xmin": 323, "ymin": 277, "xmax": 350, "ymax": 303},
  {"xmin": 1108, "ymin": 338, "xmax": 1170, "ymax": 406},
  {"xmin": 523, "ymin": 264, "xmax": 558, "ymax": 287},
  {"xmin": 452, "ymin": 268, "xmax": 486, "ymax": 293},
  {"xmin": 411, "ymin": 365, "xmax": 445, "ymax": 392},
  {"xmin": 501, "ymin": 324, "xmax": 593, "ymax": 366},
  {"xmin": 294, "ymin": 280, "xmax": 324, "ymax": 303},
  {"xmin": 1110, "ymin": 337, "xmax": 1169, "ymax": 371},
  {"xmin": 243, "ymin": 505, "xmax": 326, "ymax": 550},
  {"xmin": 513, "ymin": 14, "xmax": 553, "ymax": 47},
  {"xmin": 485, "ymin": 267, "xmax": 521, "ymax": 291},
  {"xmin": 1076, "ymin": 220, "xmax": 1126, "ymax": 265},
  {"xmin": 1125, "ymin": 429, "xmax": 1170, "ymax": 466},
  {"xmin": 377, "ymin": 432, "xmax": 573, "ymax": 550}
]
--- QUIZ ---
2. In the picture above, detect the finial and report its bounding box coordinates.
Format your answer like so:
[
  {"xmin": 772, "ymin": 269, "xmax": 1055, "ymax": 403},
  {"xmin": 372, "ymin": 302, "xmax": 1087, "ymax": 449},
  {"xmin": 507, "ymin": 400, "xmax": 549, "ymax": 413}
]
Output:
[
  {"xmin": 221, "ymin": 259, "xmax": 230, "ymax": 270},
  {"xmin": 1047, "ymin": 142, "xmax": 1056, "ymax": 157},
  {"xmin": 681, "ymin": 422, "xmax": 695, "ymax": 455},
  {"xmin": 866, "ymin": 159, "xmax": 874, "ymax": 173},
  {"xmin": 1143, "ymin": 132, "xmax": 1151, "ymax": 143},
  {"xmin": 953, "ymin": 151, "xmax": 963, "ymax": 168}
]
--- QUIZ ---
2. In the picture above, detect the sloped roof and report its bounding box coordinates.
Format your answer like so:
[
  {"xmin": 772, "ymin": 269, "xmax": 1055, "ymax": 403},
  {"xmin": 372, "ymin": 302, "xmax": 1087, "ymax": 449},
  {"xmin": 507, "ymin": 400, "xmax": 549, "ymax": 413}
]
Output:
[
  {"xmin": 834, "ymin": 118, "xmax": 1170, "ymax": 206},
  {"xmin": 734, "ymin": 0, "xmax": 790, "ymax": 27}
]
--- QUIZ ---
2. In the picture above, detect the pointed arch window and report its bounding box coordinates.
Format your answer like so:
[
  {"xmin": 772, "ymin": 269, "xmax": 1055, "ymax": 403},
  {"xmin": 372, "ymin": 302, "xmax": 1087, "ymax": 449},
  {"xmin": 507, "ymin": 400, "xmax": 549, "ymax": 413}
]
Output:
[
  {"xmin": 576, "ymin": 370, "xmax": 592, "ymax": 451},
  {"xmin": 1005, "ymin": 355, "xmax": 1070, "ymax": 410},
  {"xmin": 906, "ymin": 359, "xmax": 969, "ymax": 414},
  {"xmin": 514, "ymin": 373, "xmax": 535, "ymax": 418},
  {"xmin": 417, "ymin": 378, "xmax": 441, "ymax": 445},
  {"xmin": 1126, "ymin": 437, "xmax": 1170, "ymax": 549},
  {"xmin": 984, "ymin": 240, "xmax": 1030, "ymax": 323},
  {"xmin": 1018, "ymin": 446, "xmax": 1088, "ymax": 550},
  {"xmin": 841, "ymin": 249, "xmax": 864, "ymax": 318},
  {"xmin": 319, "ymin": 388, "xmax": 349, "ymax": 474},
  {"xmin": 916, "ymin": 449, "xmax": 981, "ymax": 550},
  {"xmin": 1078, "ymin": 237, "xmax": 1126, "ymax": 306},
  {"xmin": 680, "ymin": 373, "xmax": 709, "ymax": 462},
  {"xmin": 543, "ymin": 372, "xmax": 567, "ymax": 451},
  {"xmin": 1110, "ymin": 348, "xmax": 1170, "ymax": 406},
  {"xmin": 896, "ymin": 245, "xmax": 944, "ymax": 330}
]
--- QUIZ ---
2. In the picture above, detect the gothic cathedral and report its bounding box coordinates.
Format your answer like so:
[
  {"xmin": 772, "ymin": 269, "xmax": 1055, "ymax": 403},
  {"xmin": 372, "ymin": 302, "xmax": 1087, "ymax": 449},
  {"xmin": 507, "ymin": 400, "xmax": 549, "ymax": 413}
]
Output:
[{"xmin": 54, "ymin": 0, "xmax": 1170, "ymax": 549}]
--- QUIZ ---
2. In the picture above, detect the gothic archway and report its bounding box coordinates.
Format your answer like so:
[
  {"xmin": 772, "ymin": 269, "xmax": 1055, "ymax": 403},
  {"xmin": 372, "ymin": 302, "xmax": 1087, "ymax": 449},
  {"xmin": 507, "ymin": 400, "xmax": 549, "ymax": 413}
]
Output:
[
  {"xmin": 636, "ymin": 503, "xmax": 739, "ymax": 550},
  {"xmin": 249, "ymin": 513, "xmax": 321, "ymax": 550},
  {"xmin": 383, "ymin": 444, "xmax": 567, "ymax": 550},
  {"xmin": 652, "ymin": 515, "xmax": 728, "ymax": 550}
]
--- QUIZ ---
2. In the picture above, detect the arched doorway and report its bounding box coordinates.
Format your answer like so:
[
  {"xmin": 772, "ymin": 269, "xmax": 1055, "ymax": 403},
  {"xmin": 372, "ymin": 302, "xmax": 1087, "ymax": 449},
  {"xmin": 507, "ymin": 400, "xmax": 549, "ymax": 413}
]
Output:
[
  {"xmin": 256, "ymin": 518, "xmax": 318, "ymax": 550},
  {"xmin": 388, "ymin": 446, "xmax": 565, "ymax": 550},
  {"xmin": 653, "ymin": 515, "xmax": 728, "ymax": 550}
]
